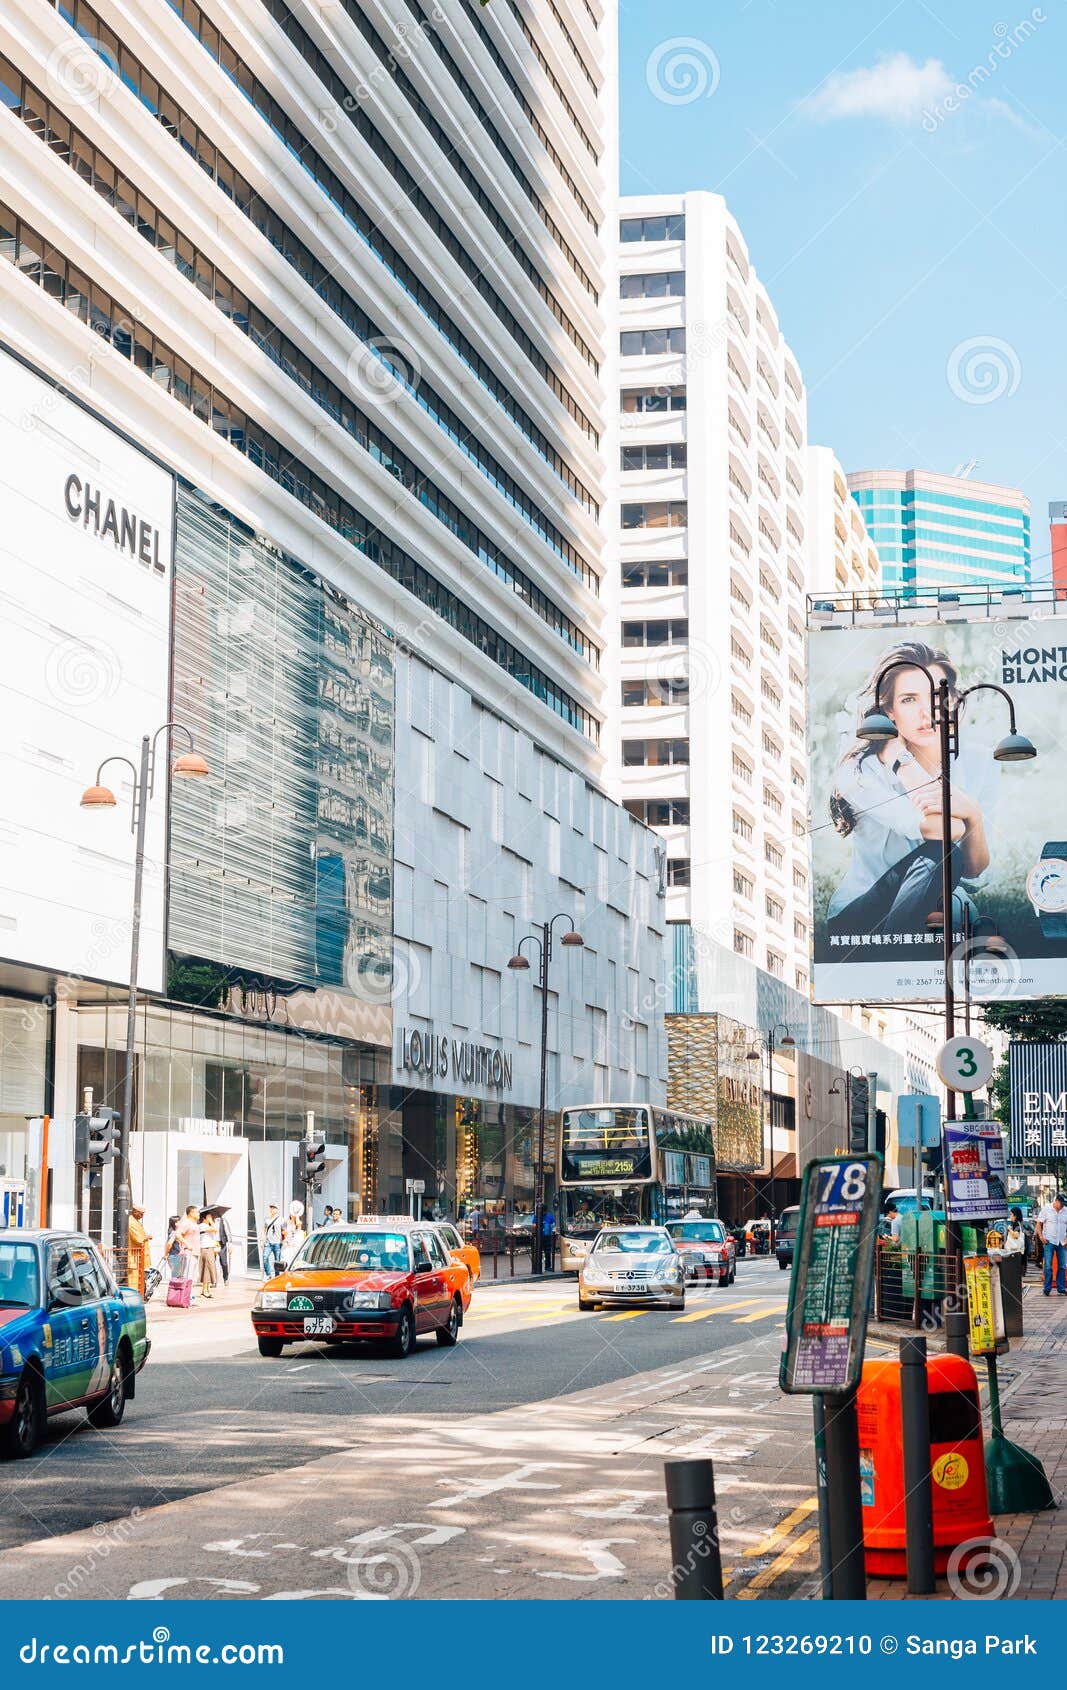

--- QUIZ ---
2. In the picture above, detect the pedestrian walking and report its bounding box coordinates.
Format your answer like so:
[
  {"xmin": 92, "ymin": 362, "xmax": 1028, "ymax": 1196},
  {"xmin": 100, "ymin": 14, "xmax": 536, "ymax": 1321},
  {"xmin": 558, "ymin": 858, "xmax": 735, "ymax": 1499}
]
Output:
[
  {"xmin": 1003, "ymin": 1208, "xmax": 1027, "ymax": 1258},
  {"xmin": 282, "ymin": 1201, "xmax": 306, "ymax": 1267},
  {"xmin": 164, "ymin": 1216, "xmax": 181, "ymax": 1279},
  {"xmin": 173, "ymin": 1205, "xmax": 201, "ymax": 1304},
  {"xmin": 127, "ymin": 1205, "xmax": 151, "ymax": 1296},
  {"xmin": 1036, "ymin": 1193, "xmax": 1067, "ymax": 1296},
  {"xmin": 216, "ymin": 1210, "xmax": 233, "ymax": 1284},
  {"xmin": 198, "ymin": 1211, "xmax": 220, "ymax": 1300},
  {"xmin": 541, "ymin": 1206, "xmax": 556, "ymax": 1272},
  {"xmin": 262, "ymin": 1204, "xmax": 283, "ymax": 1279}
]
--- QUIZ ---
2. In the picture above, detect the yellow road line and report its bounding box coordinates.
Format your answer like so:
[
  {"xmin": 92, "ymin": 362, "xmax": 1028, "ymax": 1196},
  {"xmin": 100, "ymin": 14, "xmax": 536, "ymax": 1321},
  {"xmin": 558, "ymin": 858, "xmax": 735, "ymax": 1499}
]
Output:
[
  {"xmin": 732, "ymin": 1303, "xmax": 787, "ymax": 1324},
  {"xmin": 672, "ymin": 1298, "xmax": 766, "ymax": 1324},
  {"xmin": 601, "ymin": 1308, "xmax": 663, "ymax": 1321},
  {"xmin": 735, "ymin": 1527, "xmax": 819, "ymax": 1598},
  {"xmin": 742, "ymin": 1497, "xmax": 819, "ymax": 1558}
]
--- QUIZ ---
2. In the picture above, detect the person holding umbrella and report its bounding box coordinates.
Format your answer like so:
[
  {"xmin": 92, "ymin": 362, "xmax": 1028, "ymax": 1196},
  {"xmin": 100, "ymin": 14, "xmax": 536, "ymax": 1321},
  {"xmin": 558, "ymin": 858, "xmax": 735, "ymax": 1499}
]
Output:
[{"xmin": 201, "ymin": 1203, "xmax": 233, "ymax": 1284}]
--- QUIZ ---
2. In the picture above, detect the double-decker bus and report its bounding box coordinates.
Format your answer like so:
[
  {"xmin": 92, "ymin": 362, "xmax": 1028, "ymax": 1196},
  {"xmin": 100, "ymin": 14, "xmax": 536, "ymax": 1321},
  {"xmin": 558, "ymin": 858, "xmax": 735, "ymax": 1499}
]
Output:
[{"xmin": 555, "ymin": 1102, "xmax": 718, "ymax": 1270}]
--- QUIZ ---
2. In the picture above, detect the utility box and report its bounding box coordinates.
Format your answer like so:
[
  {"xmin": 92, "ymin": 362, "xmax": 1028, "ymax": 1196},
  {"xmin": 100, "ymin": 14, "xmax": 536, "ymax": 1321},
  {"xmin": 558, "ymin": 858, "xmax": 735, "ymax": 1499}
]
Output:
[{"xmin": 857, "ymin": 1353, "xmax": 993, "ymax": 1574}]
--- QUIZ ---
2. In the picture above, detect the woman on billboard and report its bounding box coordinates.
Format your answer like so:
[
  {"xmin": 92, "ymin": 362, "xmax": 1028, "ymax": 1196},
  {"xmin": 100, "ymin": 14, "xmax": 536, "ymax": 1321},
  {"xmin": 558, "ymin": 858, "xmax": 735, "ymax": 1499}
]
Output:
[{"xmin": 827, "ymin": 641, "xmax": 998, "ymax": 938}]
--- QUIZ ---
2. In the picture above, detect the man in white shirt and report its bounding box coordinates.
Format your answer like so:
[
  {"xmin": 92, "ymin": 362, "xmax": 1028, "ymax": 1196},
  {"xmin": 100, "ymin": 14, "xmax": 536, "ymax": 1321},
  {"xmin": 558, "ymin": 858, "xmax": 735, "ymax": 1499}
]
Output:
[{"xmin": 1035, "ymin": 1194, "xmax": 1067, "ymax": 1296}]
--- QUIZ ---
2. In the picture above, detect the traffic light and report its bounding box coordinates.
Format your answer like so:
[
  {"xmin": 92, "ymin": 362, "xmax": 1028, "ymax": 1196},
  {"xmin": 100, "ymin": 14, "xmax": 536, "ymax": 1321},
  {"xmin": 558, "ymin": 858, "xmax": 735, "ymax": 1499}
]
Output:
[
  {"xmin": 299, "ymin": 1137, "xmax": 327, "ymax": 1191},
  {"xmin": 849, "ymin": 1076, "xmax": 870, "ymax": 1153},
  {"xmin": 76, "ymin": 1108, "xmax": 118, "ymax": 1187},
  {"xmin": 874, "ymin": 1108, "xmax": 887, "ymax": 1157},
  {"xmin": 74, "ymin": 1113, "xmax": 91, "ymax": 1166}
]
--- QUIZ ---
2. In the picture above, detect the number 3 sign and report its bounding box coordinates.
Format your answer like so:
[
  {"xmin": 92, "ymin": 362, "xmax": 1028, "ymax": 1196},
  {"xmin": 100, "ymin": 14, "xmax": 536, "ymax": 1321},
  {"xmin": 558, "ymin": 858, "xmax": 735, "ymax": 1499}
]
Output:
[{"xmin": 936, "ymin": 1035, "xmax": 994, "ymax": 1093}]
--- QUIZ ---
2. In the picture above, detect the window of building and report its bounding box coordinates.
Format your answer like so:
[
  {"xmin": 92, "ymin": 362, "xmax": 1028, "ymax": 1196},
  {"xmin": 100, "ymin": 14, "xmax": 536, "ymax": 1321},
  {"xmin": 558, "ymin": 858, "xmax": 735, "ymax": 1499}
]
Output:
[
  {"xmin": 732, "ymin": 811, "xmax": 753, "ymax": 842},
  {"xmin": 731, "ymin": 581, "xmax": 751, "ymax": 611},
  {"xmin": 795, "ymin": 968, "xmax": 808, "ymax": 993},
  {"xmin": 730, "ymin": 637, "xmax": 751, "ymax": 669},
  {"xmin": 623, "ymin": 798, "xmax": 691, "ymax": 827},
  {"xmin": 621, "ymin": 443, "xmax": 688, "ymax": 471},
  {"xmin": 620, "ymin": 327, "xmax": 686, "ymax": 357},
  {"xmin": 667, "ymin": 858, "xmax": 691, "ymax": 887},
  {"xmin": 621, "ymin": 677, "xmax": 690, "ymax": 707},
  {"xmin": 762, "ymin": 678, "xmax": 781, "ymax": 708},
  {"xmin": 794, "ymin": 918, "xmax": 807, "ymax": 942},
  {"xmin": 620, "ymin": 213, "xmax": 686, "ymax": 242},
  {"xmin": 622, "ymin": 560, "xmax": 688, "ymax": 588},
  {"xmin": 766, "ymin": 896, "xmax": 784, "ymax": 923},
  {"xmin": 732, "ymin": 753, "xmax": 753, "ymax": 784},
  {"xmin": 734, "ymin": 930, "xmax": 754, "ymax": 959},
  {"xmin": 764, "ymin": 785, "xmax": 783, "ymax": 815},
  {"xmin": 793, "ymin": 867, "xmax": 807, "ymax": 890},
  {"xmin": 732, "ymin": 695, "xmax": 752, "ymax": 727},
  {"xmin": 620, "ymin": 270, "xmax": 685, "ymax": 299},
  {"xmin": 765, "ymin": 842, "xmax": 783, "ymax": 869},
  {"xmin": 621, "ymin": 619, "xmax": 688, "ymax": 647},
  {"xmin": 792, "ymin": 816, "xmax": 806, "ymax": 839},
  {"xmin": 767, "ymin": 950, "xmax": 785, "ymax": 978},
  {"xmin": 621, "ymin": 386, "xmax": 687, "ymax": 413},
  {"xmin": 734, "ymin": 870, "xmax": 754, "ymax": 899},
  {"xmin": 762, "ymin": 732, "xmax": 782, "ymax": 761},
  {"xmin": 621, "ymin": 502, "xmax": 688, "ymax": 530},
  {"xmin": 621, "ymin": 739, "xmax": 690, "ymax": 767}
]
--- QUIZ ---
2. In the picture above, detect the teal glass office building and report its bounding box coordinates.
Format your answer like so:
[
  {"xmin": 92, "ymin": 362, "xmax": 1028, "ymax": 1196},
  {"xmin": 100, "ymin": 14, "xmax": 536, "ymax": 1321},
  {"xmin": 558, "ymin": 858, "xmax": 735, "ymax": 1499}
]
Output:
[{"xmin": 848, "ymin": 470, "xmax": 1031, "ymax": 594}]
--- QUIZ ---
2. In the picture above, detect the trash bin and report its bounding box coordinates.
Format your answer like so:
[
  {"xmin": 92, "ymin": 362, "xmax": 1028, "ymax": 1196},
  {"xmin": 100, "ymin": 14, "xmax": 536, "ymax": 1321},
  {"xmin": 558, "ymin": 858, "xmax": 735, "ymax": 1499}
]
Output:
[
  {"xmin": 857, "ymin": 1353, "xmax": 993, "ymax": 1575},
  {"xmin": 997, "ymin": 1252, "xmax": 1025, "ymax": 1338}
]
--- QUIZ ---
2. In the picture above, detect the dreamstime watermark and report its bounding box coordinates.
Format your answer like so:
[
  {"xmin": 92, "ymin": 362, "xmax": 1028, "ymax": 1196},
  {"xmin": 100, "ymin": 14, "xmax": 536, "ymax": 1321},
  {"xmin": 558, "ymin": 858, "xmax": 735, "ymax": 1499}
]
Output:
[
  {"xmin": 346, "ymin": 335, "xmax": 423, "ymax": 409},
  {"xmin": 947, "ymin": 336, "xmax": 1021, "ymax": 405},
  {"xmin": 45, "ymin": 636, "xmax": 123, "ymax": 709},
  {"xmin": 316, "ymin": 4, "xmax": 445, "ymax": 118},
  {"xmin": 44, "ymin": 35, "xmax": 119, "ymax": 108},
  {"xmin": 946, "ymin": 1535, "xmax": 1022, "ymax": 1599},
  {"xmin": 53, "ymin": 1512, "xmax": 144, "ymax": 1600},
  {"xmin": 645, "ymin": 38, "xmax": 721, "ymax": 106},
  {"xmin": 347, "ymin": 938, "xmax": 421, "ymax": 1007},
  {"xmin": 921, "ymin": 12, "xmax": 1047, "ymax": 132}
]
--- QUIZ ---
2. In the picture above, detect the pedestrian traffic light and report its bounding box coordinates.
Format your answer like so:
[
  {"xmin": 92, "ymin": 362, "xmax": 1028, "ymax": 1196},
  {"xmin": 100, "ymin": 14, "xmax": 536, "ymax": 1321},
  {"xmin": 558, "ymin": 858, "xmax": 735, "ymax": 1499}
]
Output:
[
  {"xmin": 875, "ymin": 1108, "xmax": 887, "ymax": 1157},
  {"xmin": 88, "ymin": 1107, "xmax": 119, "ymax": 1167},
  {"xmin": 849, "ymin": 1076, "xmax": 870, "ymax": 1153},
  {"xmin": 299, "ymin": 1137, "xmax": 327, "ymax": 1191},
  {"xmin": 74, "ymin": 1113, "xmax": 91, "ymax": 1166}
]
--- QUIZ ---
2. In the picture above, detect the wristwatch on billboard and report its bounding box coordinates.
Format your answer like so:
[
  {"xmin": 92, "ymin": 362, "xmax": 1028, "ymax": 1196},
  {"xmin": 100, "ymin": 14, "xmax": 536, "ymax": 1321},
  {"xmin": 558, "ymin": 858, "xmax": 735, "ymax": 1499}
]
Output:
[{"xmin": 1026, "ymin": 843, "xmax": 1067, "ymax": 939}]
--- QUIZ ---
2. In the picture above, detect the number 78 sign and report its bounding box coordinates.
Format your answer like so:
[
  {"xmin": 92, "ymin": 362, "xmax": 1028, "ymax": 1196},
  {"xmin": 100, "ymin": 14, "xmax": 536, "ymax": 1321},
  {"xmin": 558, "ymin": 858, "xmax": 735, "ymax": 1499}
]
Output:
[{"xmin": 780, "ymin": 1154, "xmax": 883, "ymax": 1396}]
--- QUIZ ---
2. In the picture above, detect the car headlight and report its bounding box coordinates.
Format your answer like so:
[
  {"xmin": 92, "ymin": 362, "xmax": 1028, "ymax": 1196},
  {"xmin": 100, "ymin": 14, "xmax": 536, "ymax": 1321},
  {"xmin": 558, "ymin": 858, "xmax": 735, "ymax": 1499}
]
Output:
[
  {"xmin": 345, "ymin": 1291, "xmax": 393, "ymax": 1310},
  {"xmin": 582, "ymin": 1265, "xmax": 608, "ymax": 1287},
  {"xmin": 255, "ymin": 1291, "xmax": 288, "ymax": 1311}
]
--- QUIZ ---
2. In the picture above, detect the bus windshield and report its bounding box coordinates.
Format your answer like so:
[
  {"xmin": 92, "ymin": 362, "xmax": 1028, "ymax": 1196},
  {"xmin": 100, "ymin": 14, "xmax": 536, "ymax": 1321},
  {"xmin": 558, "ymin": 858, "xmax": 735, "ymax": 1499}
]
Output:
[
  {"xmin": 559, "ymin": 1107, "xmax": 652, "ymax": 1182},
  {"xmin": 560, "ymin": 1186, "xmax": 654, "ymax": 1237}
]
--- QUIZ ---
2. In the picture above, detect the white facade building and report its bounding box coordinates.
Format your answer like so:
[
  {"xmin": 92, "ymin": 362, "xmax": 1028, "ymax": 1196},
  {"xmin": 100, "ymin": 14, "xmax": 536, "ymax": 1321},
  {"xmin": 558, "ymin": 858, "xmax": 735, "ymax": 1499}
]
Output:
[
  {"xmin": 0, "ymin": 0, "xmax": 666, "ymax": 1253},
  {"xmin": 611, "ymin": 191, "xmax": 812, "ymax": 993},
  {"xmin": 807, "ymin": 446, "xmax": 882, "ymax": 600}
]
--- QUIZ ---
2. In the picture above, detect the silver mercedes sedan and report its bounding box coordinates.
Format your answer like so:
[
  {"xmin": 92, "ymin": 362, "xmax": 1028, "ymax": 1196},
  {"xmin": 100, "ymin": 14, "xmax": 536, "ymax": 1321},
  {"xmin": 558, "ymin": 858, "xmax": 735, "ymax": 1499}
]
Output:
[{"xmin": 577, "ymin": 1225, "xmax": 686, "ymax": 1312}]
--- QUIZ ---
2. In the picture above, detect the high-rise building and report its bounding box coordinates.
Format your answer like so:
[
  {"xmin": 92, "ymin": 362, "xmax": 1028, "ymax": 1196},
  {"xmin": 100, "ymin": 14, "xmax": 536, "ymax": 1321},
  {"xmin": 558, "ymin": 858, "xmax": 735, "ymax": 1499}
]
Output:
[
  {"xmin": 1050, "ymin": 502, "xmax": 1067, "ymax": 596},
  {"xmin": 807, "ymin": 447, "xmax": 882, "ymax": 599},
  {"xmin": 848, "ymin": 469, "xmax": 1030, "ymax": 594},
  {"xmin": 611, "ymin": 190, "xmax": 812, "ymax": 992},
  {"xmin": 0, "ymin": 1, "xmax": 669, "ymax": 1249}
]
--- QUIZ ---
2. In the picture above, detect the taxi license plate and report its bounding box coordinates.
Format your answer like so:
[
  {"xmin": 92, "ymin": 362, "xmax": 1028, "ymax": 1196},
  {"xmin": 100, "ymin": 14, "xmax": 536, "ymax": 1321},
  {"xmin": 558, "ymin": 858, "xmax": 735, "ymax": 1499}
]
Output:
[{"xmin": 303, "ymin": 1317, "xmax": 334, "ymax": 1335}]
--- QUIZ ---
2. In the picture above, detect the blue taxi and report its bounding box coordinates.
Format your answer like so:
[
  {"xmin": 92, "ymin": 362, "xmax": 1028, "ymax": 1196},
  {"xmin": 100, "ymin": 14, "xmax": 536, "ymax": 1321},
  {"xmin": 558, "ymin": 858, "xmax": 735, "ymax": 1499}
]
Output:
[{"xmin": 0, "ymin": 1229, "xmax": 150, "ymax": 1458}]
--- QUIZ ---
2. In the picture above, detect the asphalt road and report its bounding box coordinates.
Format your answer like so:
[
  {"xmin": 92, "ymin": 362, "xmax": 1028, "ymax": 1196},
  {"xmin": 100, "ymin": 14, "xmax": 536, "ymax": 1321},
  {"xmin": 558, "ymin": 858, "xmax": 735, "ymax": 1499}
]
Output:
[{"xmin": 0, "ymin": 1259, "xmax": 790, "ymax": 1556}]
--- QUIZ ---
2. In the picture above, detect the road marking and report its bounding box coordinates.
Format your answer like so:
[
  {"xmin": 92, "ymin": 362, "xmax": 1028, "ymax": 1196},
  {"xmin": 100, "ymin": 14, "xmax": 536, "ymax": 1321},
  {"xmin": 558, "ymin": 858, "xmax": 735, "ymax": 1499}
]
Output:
[
  {"xmin": 600, "ymin": 1310, "xmax": 648, "ymax": 1321},
  {"xmin": 735, "ymin": 1527, "xmax": 819, "ymax": 1598},
  {"xmin": 732, "ymin": 1304, "xmax": 787, "ymax": 1324},
  {"xmin": 741, "ymin": 1497, "xmax": 819, "ymax": 1558},
  {"xmin": 671, "ymin": 1298, "xmax": 767, "ymax": 1324}
]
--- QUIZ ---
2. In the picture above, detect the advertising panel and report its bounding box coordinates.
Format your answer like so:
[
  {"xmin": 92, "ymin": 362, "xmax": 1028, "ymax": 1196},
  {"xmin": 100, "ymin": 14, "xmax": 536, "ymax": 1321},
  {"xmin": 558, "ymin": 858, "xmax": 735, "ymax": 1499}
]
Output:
[
  {"xmin": 943, "ymin": 1120, "xmax": 1008, "ymax": 1221},
  {"xmin": 809, "ymin": 618, "xmax": 1066, "ymax": 1001},
  {"xmin": 1009, "ymin": 1040, "xmax": 1067, "ymax": 1158},
  {"xmin": 0, "ymin": 349, "xmax": 173, "ymax": 989}
]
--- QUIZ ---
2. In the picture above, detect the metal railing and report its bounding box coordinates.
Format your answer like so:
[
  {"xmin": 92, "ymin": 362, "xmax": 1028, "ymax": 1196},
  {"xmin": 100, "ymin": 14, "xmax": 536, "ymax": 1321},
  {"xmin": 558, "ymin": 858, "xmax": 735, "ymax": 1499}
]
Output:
[
  {"xmin": 874, "ymin": 1243, "xmax": 960, "ymax": 1326},
  {"xmin": 807, "ymin": 581, "xmax": 1063, "ymax": 628}
]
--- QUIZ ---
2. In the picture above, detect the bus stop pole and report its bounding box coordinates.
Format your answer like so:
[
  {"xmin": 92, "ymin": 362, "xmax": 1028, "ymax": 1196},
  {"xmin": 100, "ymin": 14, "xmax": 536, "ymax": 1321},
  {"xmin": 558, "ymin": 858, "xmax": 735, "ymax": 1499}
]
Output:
[
  {"xmin": 812, "ymin": 1395, "xmax": 833, "ymax": 1599},
  {"xmin": 899, "ymin": 1336, "xmax": 935, "ymax": 1594},
  {"xmin": 823, "ymin": 1387, "xmax": 867, "ymax": 1599}
]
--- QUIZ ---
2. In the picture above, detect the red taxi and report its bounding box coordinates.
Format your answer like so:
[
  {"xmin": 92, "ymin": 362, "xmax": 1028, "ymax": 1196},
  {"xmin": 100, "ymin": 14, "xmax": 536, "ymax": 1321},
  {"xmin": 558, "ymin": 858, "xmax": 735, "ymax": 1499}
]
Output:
[
  {"xmin": 665, "ymin": 1217, "xmax": 737, "ymax": 1286},
  {"xmin": 252, "ymin": 1222, "xmax": 472, "ymax": 1360}
]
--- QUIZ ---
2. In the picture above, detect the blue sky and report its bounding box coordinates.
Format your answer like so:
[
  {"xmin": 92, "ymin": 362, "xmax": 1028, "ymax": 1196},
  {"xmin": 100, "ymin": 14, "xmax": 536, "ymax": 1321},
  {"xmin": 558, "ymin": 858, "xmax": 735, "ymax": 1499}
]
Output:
[{"xmin": 618, "ymin": 0, "xmax": 1066, "ymax": 578}]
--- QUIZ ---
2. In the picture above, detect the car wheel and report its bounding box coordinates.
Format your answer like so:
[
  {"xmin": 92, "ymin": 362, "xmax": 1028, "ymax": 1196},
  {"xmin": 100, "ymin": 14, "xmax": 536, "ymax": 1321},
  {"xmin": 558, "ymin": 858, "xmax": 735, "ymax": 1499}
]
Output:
[
  {"xmin": 578, "ymin": 1297, "xmax": 596, "ymax": 1311},
  {"xmin": 719, "ymin": 1268, "xmax": 729, "ymax": 1287},
  {"xmin": 388, "ymin": 1304, "xmax": 415, "ymax": 1359},
  {"xmin": 436, "ymin": 1296, "xmax": 462, "ymax": 1347},
  {"xmin": 257, "ymin": 1337, "xmax": 284, "ymax": 1358},
  {"xmin": 88, "ymin": 1346, "xmax": 130, "ymax": 1428},
  {"xmin": 1, "ymin": 1367, "xmax": 44, "ymax": 1459},
  {"xmin": 779, "ymin": 1258, "xmax": 789, "ymax": 1270}
]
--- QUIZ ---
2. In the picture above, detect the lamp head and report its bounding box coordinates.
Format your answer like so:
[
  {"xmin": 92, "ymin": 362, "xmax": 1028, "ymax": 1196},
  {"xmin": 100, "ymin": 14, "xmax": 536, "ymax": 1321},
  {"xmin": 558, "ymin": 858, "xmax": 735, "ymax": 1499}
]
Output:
[
  {"xmin": 172, "ymin": 750, "xmax": 210, "ymax": 778},
  {"xmin": 745, "ymin": 1048, "xmax": 760, "ymax": 1063},
  {"xmin": 993, "ymin": 731, "xmax": 1037, "ymax": 763},
  {"xmin": 778, "ymin": 1032, "xmax": 795, "ymax": 1048},
  {"xmin": 80, "ymin": 783, "xmax": 117, "ymax": 809},
  {"xmin": 507, "ymin": 954, "xmax": 530, "ymax": 972},
  {"xmin": 561, "ymin": 929, "xmax": 584, "ymax": 948},
  {"xmin": 856, "ymin": 709, "xmax": 897, "ymax": 744}
]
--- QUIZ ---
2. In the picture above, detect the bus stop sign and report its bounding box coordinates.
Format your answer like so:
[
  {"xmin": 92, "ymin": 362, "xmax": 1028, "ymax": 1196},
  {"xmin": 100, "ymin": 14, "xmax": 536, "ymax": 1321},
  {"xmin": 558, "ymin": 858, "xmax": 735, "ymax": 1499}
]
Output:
[{"xmin": 780, "ymin": 1155, "xmax": 883, "ymax": 1396}]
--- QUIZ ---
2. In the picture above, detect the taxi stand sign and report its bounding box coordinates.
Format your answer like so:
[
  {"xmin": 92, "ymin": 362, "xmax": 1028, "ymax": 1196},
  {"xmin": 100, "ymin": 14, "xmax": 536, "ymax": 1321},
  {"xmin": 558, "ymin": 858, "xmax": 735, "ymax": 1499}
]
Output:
[
  {"xmin": 963, "ymin": 1254, "xmax": 1007, "ymax": 1357},
  {"xmin": 781, "ymin": 1154, "xmax": 883, "ymax": 1396}
]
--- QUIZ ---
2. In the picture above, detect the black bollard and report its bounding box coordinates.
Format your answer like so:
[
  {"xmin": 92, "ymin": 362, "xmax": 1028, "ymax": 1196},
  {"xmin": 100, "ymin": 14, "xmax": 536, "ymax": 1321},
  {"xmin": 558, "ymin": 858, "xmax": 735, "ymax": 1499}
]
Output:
[
  {"xmin": 823, "ymin": 1388, "xmax": 867, "ymax": 1599},
  {"xmin": 945, "ymin": 1308, "xmax": 968, "ymax": 1358},
  {"xmin": 899, "ymin": 1335, "xmax": 935, "ymax": 1594},
  {"xmin": 664, "ymin": 1458, "xmax": 725, "ymax": 1600}
]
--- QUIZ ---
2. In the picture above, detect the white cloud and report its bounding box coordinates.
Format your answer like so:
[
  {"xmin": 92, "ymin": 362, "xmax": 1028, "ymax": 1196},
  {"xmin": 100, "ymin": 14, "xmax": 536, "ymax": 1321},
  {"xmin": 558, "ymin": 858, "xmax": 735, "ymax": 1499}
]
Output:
[{"xmin": 806, "ymin": 52, "xmax": 953, "ymax": 124}]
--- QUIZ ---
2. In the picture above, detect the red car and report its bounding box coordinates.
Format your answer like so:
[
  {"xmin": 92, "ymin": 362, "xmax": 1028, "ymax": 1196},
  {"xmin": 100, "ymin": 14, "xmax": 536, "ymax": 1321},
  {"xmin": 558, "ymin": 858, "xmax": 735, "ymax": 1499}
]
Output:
[
  {"xmin": 665, "ymin": 1218, "xmax": 737, "ymax": 1286},
  {"xmin": 251, "ymin": 1222, "xmax": 472, "ymax": 1359}
]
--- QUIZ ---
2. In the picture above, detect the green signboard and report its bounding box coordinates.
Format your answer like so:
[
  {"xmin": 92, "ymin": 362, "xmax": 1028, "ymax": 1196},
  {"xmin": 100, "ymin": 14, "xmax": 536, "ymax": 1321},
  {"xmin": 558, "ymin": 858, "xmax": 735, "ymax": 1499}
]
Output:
[{"xmin": 780, "ymin": 1155, "xmax": 883, "ymax": 1396}]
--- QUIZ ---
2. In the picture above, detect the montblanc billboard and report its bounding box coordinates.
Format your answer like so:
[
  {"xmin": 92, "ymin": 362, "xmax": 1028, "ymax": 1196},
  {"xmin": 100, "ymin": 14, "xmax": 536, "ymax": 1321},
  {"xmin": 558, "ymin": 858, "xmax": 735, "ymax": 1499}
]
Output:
[
  {"xmin": 1009, "ymin": 1041, "xmax": 1067, "ymax": 1159},
  {"xmin": 809, "ymin": 619, "xmax": 1066, "ymax": 1002}
]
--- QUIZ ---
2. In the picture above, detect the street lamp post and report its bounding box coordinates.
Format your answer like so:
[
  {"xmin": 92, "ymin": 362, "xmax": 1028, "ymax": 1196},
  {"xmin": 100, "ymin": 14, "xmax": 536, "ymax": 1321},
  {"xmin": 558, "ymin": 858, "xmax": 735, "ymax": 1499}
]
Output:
[
  {"xmin": 746, "ymin": 1023, "xmax": 795, "ymax": 1251},
  {"xmin": 508, "ymin": 915, "xmax": 584, "ymax": 1273},
  {"xmin": 925, "ymin": 897, "xmax": 1007, "ymax": 1037},
  {"xmin": 858, "ymin": 666, "xmax": 1035, "ymax": 1261},
  {"xmin": 80, "ymin": 724, "xmax": 209, "ymax": 1265}
]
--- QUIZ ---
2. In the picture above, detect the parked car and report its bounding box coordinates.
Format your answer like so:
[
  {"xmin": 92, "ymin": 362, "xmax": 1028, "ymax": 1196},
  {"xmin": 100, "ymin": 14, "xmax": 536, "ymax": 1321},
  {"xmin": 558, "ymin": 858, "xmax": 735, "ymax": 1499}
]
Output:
[
  {"xmin": 577, "ymin": 1225, "xmax": 685, "ymax": 1312},
  {"xmin": 665, "ymin": 1217, "xmax": 736, "ymax": 1285},
  {"xmin": 775, "ymin": 1206, "xmax": 801, "ymax": 1271},
  {"xmin": 0, "ymin": 1230, "xmax": 150, "ymax": 1459},
  {"xmin": 252, "ymin": 1221, "xmax": 471, "ymax": 1359}
]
